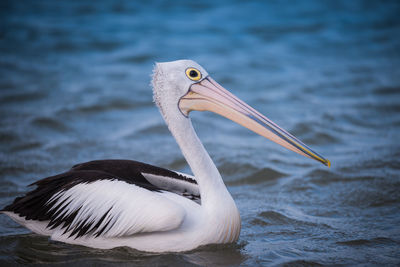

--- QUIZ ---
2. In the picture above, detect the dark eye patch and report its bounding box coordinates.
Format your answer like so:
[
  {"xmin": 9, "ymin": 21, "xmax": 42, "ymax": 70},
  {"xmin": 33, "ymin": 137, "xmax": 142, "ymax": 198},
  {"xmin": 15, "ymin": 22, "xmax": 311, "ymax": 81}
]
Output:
[{"xmin": 189, "ymin": 70, "xmax": 198, "ymax": 78}]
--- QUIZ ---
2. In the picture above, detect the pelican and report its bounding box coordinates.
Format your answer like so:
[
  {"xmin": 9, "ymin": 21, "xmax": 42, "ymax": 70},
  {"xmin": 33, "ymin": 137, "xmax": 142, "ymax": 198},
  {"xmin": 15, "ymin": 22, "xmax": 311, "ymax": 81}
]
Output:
[{"xmin": 1, "ymin": 60, "xmax": 330, "ymax": 252}]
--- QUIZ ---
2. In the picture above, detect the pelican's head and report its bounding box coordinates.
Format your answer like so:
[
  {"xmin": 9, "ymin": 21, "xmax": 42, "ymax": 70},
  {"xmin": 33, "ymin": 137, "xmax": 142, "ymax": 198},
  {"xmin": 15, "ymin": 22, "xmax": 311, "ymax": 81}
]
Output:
[
  {"xmin": 152, "ymin": 59, "xmax": 330, "ymax": 167},
  {"xmin": 153, "ymin": 60, "xmax": 208, "ymax": 118}
]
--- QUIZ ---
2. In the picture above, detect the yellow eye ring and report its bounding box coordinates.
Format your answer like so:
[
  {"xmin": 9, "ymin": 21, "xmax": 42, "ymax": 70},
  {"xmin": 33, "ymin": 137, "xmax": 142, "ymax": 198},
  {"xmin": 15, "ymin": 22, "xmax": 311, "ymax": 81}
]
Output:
[{"xmin": 185, "ymin": 68, "xmax": 202, "ymax": 81}]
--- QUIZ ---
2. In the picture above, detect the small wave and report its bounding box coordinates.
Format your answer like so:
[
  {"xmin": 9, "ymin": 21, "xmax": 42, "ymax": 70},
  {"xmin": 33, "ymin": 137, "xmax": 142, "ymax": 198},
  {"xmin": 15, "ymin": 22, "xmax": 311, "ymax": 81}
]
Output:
[
  {"xmin": 165, "ymin": 158, "xmax": 190, "ymax": 172},
  {"xmin": 52, "ymin": 40, "xmax": 121, "ymax": 53},
  {"xmin": 52, "ymin": 41, "xmax": 81, "ymax": 53},
  {"xmin": 290, "ymin": 122, "xmax": 313, "ymax": 136},
  {"xmin": 77, "ymin": 99, "xmax": 137, "ymax": 113},
  {"xmin": 31, "ymin": 117, "xmax": 69, "ymax": 132},
  {"xmin": 185, "ymin": 242, "xmax": 247, "ymax": 266},
  {"xmin": 249, "ymin": 218, "xmax": 270, "ymax": 226},
  {"xmin": 290, "ymin": 122, "xmax": 340, "ymax": 145},
  {"xmin": 117, "ymin": 54, "xmax": 154, "ymax": 64},
  {"xmin": 218, "ymin": 161, "xmax": 257, "ymax": 177},
  {"xmin": 228, "ymin": 167, "xmax": 287, "ymax": 186},
  {"xmin": 258, "ymin": 211, "xmax": 297, "ymax": 225},
  {"xmin": 341, "ymin": 153, "xmax": 400, "ymax": 172},
  {"xmin": 0, "ymin": 92, "xmax": 46, "ymax": 105},
  {"xmin": 306, "ymin": 169, "xmax": 377, "ymax": 186},
  {"xmin": 256, "ymin": 211, "xmax": 316, "ymax": 227},
  {"xmin": 9, "ymin": 141, "xmax": 43, "ymax": 153},
  {"xmin": 57, "ymin": 98, "xmax": 147, "ymax": 115},
  {"xmin": 87, "ymin": 40, "xmax": 121, "ymax": 52},
  {"xmin": 0, "ymin": 132, "xmax": 19, "ymax": 143},
  {"xmin": 337, "ymin": 237, "xmax": 398, "ymax": 247},
  {"xmin": 135, "ymin": 124, "xmax": 169, "ymax": 136},
  {"xmin": 356, "ymin": 101, "xmax": 400, "ymax": 113},
  {"xmin": 246, "ymin": 23, "xmax": 324, "ymax": 42},
  {"xmin": 253, "ymin": 210, "xmax": 333, "ymax": 230},
  {"xmin": 373, "ymin": 86, "xmax": 400, "ymax": 96},
  {"xmin": 302, "ymin": 132, "xmax": 340, "ymax": 146},
  {"xmin": 281, "ymin": 259, "xmax": 323, "ymax": 266}
]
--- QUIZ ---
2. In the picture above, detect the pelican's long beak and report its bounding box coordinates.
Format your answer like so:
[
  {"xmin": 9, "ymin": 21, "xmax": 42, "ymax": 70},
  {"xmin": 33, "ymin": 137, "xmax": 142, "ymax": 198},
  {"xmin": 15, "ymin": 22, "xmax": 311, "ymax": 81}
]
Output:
[{"xmin": 179, "ymin": 77, "xmax": 330, "ymax": 167}]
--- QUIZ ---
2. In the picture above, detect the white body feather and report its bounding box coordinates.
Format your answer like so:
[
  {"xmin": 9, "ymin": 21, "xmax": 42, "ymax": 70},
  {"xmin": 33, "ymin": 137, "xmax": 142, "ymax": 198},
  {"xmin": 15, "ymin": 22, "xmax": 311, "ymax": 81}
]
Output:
[{"xmin": 4, "ymin": 176, "xmax": 240, "ymax": 252}]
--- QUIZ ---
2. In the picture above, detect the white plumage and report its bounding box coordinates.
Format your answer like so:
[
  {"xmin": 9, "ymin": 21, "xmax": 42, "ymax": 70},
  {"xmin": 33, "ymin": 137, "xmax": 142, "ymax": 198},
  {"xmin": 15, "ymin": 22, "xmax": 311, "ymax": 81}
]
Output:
[{"xmin": 47, "ymin": 180, "xmax": 185, "ymax": 237}]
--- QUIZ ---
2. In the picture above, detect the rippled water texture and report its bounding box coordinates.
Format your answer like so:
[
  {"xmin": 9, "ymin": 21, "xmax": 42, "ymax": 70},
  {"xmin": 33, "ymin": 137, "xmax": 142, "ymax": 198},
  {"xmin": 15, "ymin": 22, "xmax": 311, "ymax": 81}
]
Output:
[{"xmin": 1, "ymin": 0, "xmax": 400, "ymax": 266}]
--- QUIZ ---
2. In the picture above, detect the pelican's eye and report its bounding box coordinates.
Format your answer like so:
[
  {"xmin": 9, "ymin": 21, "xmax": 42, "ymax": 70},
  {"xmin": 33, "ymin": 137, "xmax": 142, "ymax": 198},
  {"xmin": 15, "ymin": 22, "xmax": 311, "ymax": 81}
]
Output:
[{"xmin": 185, "ymin": 68, "xmax": 202, "ymax": 81}]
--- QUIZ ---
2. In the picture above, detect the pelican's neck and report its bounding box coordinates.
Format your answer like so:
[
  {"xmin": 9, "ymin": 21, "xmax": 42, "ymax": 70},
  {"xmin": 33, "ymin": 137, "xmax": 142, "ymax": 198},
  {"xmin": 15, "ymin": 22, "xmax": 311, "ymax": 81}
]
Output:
[{"xmin": 165, "ymin": 115, "xmax": 233, "ymax": 209}]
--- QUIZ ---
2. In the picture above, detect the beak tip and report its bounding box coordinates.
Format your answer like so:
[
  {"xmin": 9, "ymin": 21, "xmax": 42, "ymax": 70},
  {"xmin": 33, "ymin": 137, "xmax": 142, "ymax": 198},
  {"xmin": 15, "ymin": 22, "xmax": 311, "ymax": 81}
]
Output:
[{"xmin": 325, "ymin": 159, "xmax": 331, "ymax": 168}]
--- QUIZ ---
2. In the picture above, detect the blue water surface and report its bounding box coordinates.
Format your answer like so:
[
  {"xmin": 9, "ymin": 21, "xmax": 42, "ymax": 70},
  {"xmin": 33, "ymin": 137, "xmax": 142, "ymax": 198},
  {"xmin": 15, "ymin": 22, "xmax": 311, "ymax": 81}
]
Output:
[{"xmin": 0, "ymin": 0, "xmax": 400, "ymax": 266}]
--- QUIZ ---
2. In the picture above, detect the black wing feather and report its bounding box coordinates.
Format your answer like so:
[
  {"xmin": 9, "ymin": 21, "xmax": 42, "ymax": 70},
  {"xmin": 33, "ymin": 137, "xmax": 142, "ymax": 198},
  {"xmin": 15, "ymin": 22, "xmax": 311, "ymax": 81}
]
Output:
[{"xmin": 2, "ymin": 159, "xmax": 199, "ymax": 238}]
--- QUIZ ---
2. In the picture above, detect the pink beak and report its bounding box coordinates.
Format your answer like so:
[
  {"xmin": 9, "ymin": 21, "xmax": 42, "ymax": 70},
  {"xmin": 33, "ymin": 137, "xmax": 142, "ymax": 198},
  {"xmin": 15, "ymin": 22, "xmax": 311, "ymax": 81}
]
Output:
[{"xmin": 179, "ymin": 77, "xmax": 330, "ymax": 167}]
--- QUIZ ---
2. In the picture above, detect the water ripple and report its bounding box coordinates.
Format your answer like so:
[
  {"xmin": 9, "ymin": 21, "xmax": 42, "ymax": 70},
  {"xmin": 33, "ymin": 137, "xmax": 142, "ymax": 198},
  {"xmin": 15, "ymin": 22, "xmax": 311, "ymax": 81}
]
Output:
[
  {"xmin": 227, "ymin": 167, "xmax": 287, "ymax": 186},
  {"xmin": 337, "ymin": 237, "xmax": 398, "ymax": 247}
]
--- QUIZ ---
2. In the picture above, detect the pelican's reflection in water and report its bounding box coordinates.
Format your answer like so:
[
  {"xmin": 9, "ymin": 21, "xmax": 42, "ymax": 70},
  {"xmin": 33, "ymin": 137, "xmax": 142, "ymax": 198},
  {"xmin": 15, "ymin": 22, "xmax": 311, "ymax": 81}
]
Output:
[
  {"xmin": 183, "ymin": 242, "xmax": 248, "ymax": 266},
  {"xmin": 8, "ymin": 233, "xmax": 247, "ymax": 266}
]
